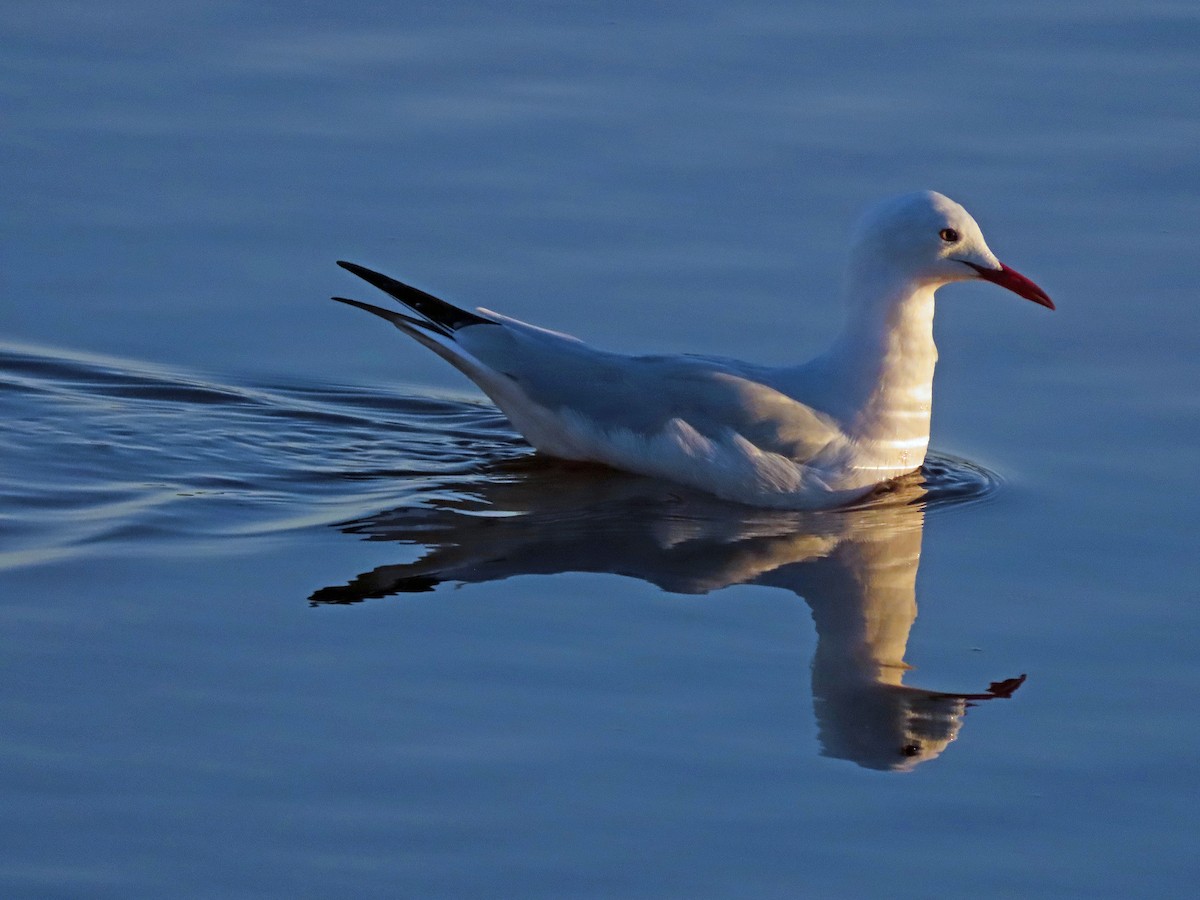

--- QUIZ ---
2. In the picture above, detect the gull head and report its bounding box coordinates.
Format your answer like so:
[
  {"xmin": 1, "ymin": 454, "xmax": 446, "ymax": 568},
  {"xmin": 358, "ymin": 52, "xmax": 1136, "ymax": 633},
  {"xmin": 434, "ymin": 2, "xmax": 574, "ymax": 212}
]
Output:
[{"xmin": 850, "ymin": 191, "xmax": 1053, "ymax": 309}]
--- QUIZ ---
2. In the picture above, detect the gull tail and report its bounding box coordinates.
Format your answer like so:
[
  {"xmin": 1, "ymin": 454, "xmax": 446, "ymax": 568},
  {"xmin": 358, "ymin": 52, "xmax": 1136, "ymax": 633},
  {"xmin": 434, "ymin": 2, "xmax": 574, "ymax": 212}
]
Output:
[
  {"xmin": 334, "ymin": 261, "xmax": 495, "ymax": 335},
  {"xmin": 332, "ymin": 260, "xmax": 500, "ymax": 380},
  {"xmin": 331, "ymin": 296, "xmax": 435, "ymax": 333}
]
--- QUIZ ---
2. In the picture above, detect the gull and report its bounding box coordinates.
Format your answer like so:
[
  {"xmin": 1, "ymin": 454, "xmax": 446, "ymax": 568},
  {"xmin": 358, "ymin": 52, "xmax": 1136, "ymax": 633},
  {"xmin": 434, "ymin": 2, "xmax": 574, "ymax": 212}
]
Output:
[{"xmin": 333, "ymin": 191, "xmax": 1052, "ymax": 509}]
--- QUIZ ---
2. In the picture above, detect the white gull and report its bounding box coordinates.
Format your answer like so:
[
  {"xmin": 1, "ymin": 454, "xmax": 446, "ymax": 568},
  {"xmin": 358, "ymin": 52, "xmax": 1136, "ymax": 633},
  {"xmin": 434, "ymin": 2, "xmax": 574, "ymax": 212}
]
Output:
[{"xmin": 333, "ymin": 190, "xmax": 1053, "ymax": 509}]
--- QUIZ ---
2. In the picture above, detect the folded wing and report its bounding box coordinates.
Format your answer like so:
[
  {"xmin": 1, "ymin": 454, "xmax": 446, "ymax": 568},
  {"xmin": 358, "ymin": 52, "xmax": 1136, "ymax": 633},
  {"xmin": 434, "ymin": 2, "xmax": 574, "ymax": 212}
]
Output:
[{"xmin": 334, "ymin": 263, "xmax": 845, "ymax": 489}]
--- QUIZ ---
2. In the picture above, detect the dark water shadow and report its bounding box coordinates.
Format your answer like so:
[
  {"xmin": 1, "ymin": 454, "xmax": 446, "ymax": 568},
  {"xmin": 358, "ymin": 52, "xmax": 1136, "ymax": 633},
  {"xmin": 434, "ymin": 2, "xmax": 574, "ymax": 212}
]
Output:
[{"xmin": 312, "ymin": 453, "xmax": 1023, "ymax": 772}]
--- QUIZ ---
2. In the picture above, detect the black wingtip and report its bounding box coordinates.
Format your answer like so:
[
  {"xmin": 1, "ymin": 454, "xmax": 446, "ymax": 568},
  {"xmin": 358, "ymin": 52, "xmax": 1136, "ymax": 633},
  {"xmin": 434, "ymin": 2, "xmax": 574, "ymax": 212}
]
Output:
[
  {"xmin": 335, "ymin": 260, "xmax": 494, "ymax": 330},
  {"xmin": 331, "ymin": 295, "xmax": 398, "ymax": 319},
  {"xmin": 332, "ymin": 296, "xmax": 452, "ymax": 336}
]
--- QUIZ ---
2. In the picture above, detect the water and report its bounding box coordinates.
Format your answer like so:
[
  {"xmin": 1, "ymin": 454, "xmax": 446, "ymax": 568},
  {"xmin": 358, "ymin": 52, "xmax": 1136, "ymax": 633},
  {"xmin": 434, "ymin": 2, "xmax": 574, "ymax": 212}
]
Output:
[{"xmin": 4, "ymin": 1, "xmax": 1200, "ymax": 897}]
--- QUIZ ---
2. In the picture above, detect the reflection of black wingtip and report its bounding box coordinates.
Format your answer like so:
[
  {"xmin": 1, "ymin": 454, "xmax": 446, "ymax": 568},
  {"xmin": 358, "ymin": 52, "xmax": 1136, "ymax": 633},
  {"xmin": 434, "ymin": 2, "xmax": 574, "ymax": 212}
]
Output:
[{"xmin": 308, "ymin": 573, "xmax": 442, "ymax": 606}]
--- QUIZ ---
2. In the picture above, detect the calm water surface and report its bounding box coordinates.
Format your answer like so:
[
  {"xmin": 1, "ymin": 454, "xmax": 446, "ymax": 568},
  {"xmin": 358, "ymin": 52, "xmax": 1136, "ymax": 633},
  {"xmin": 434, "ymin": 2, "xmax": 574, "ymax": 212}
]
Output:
[{"xmin": 4, "ymin": 1, "xmax": 1199, "ymax": 897}]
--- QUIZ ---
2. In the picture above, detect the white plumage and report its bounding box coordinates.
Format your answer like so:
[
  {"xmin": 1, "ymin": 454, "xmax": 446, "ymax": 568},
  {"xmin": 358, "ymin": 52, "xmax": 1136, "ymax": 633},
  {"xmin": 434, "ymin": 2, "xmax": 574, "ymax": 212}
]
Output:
[{"xmin": 334, "ymin": 191, "xmax": 1052, "ymax": 509}]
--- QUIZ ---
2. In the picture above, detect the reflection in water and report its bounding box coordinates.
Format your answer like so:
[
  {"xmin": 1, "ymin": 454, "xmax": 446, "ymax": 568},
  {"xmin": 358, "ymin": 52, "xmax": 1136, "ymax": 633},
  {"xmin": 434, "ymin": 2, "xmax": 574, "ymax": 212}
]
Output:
[
  {"xmin": 312, "ymin": 455, "xmax": 1023, "ymax": 772},
  {"xmin": 0, "ymin": 340, "xmax": 1021, "ymax": 770}
]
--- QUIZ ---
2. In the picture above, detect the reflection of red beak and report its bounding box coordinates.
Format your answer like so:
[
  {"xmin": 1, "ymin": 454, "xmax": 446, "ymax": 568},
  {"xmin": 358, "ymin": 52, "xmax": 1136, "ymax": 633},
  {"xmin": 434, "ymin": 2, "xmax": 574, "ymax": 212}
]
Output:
[{"xmin": 960, "ymin": 261, "xmax": 1055, "ymax": 310}]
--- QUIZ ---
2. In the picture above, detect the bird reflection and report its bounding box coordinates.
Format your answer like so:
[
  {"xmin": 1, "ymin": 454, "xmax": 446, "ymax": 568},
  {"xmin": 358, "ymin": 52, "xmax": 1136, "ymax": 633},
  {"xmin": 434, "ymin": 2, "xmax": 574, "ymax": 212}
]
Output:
[{"xmin": 311, "ymin": 456, "xmax": 1023, "ymax": 771}]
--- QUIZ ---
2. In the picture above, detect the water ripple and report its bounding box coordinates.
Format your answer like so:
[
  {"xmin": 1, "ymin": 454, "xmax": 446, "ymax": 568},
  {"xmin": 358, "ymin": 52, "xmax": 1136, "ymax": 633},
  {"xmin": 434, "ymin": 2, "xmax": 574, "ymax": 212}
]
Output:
[
  {"xmin": 0, "ymin": 342, "xmax": 522, "ymax": 570},
  {"xmin": 1, "ymin": 341, "xmax": 999, "ymax": 571}
]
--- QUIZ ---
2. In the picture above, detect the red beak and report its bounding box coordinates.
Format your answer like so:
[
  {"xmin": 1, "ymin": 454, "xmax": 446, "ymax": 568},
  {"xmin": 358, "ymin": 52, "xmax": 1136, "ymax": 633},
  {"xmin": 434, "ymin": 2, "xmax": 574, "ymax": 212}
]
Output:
[{"xmin": 961, "ymin": 261, "xmax": 1054, "ymax": 310}]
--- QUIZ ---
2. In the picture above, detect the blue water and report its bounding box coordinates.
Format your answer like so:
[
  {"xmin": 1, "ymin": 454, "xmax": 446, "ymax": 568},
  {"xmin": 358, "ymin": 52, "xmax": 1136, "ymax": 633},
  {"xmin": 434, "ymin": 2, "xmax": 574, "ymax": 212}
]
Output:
[{"xmin": 4, "ymin": 1, "xmax": 1200, "ymax": 896}]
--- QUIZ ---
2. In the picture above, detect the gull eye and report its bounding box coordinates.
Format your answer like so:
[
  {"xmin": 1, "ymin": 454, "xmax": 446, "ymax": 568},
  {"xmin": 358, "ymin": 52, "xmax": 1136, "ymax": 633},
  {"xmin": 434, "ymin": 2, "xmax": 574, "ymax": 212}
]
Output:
[{"xmin": 939, "ymin": 228, "xmax": 960, "ymax": 243}]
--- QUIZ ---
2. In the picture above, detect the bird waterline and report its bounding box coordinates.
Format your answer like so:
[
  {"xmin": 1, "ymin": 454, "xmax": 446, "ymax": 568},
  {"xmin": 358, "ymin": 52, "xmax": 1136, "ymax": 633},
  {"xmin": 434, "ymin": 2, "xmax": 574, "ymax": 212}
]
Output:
[
  {"xmin": 333, "ymin": 191, "xmax": 1051, "ymax": 509},
  {"xmin": 0, "ymin": 339, "xmax": 1000, "ymax": 573}
]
